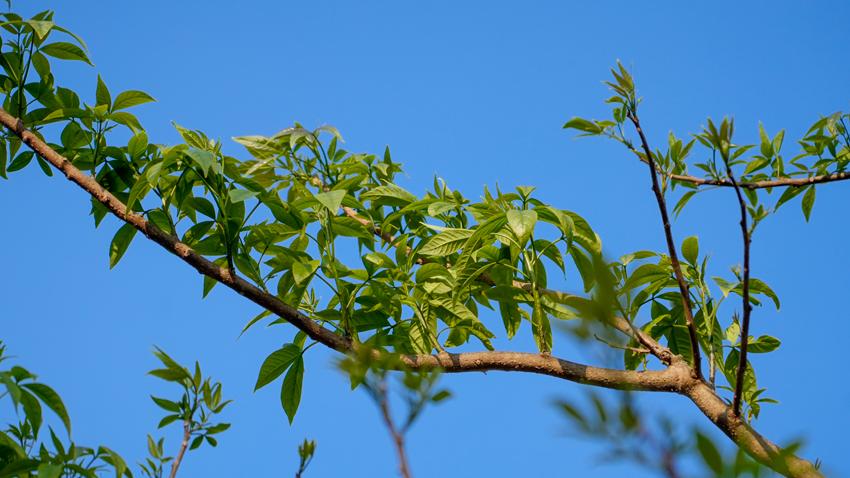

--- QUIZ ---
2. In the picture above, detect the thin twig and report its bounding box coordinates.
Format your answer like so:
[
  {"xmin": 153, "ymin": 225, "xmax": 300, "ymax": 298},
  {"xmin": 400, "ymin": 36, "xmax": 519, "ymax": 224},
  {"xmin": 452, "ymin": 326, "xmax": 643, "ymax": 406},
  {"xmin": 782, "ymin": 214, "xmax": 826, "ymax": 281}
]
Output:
[
  {"xmin": 724, "ymin": 160, "xmax": 752, "ymax": 417},
  {"xmin": 627, "ymin": 112, "xmax": 703, "ymax": 379},
  {"xmin": 636, "ymin": 157, "xmax": 850, "ymax": 190},
  {"xmin": 169, "ymin": 420, "xmax": 191, "ymax": 478},
  {"xmin": 376, "ymin": 382, "xmax": 413, "ymax": 478}
]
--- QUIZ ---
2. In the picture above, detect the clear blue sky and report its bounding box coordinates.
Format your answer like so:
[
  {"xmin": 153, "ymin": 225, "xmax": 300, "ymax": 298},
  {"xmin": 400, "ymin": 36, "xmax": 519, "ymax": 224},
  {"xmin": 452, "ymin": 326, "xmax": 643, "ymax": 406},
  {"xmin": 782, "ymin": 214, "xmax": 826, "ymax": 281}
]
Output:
[{"xmin": 2, "ymin": 1, "xmax": 849, "ymax": 476}]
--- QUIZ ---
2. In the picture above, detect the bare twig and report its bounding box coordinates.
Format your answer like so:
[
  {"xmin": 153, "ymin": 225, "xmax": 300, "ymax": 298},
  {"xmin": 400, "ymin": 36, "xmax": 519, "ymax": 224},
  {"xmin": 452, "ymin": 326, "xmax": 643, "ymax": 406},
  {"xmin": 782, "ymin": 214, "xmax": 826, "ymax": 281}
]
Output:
[
  {"xmin": 169, "ymin": 420, "xmax": 191, "ymax": 478},
  {"xmin": 723, "ymin": 159, "xmax": 753, "ymax": 417},
  {"xmin": 626, "ymin": 112, "xmax": 703, "ymax": 379},
  {"xmin": 376, "ymin": 381, "xmax": 412, "ymax": 478}
]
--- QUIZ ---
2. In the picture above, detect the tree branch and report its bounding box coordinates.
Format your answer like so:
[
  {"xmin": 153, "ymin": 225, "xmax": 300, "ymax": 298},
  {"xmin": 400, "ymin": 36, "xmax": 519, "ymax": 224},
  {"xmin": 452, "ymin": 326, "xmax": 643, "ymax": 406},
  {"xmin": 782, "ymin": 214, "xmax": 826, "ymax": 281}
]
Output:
[
  {"xmin": 626, "ymin": 112, "xmax": 703, "ymax": 379},
  {"xmin": 0, "ymin": 108, "xmax": 823, "ymax": 478},
  {"xmin": 169, "ymin": 419, "xmax": 190, "ymax": 478},
  {"xmin": 637, "ymin": 159, "xmax": 850, "ymax": 190},
  {"xmin": 669, "ymin": 171, "xmax": 850, "ymax": 189},
  {"xmin": 723, "ymin": 158, "xmax": 753, "ymax": 417},
  {"xmin": 376, "ymin": 381, "xmax": 413, "ymax": 478}
]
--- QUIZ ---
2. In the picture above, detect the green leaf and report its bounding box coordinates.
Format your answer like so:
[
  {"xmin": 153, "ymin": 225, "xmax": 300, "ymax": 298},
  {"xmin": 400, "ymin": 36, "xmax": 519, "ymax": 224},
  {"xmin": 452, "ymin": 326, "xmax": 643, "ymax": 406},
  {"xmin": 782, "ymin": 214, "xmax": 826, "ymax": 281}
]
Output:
[
  {"xmin": 681, "ymin": 236, "xmax": 699, "ymax": 265},
  {"xmin": 22, "ymin": 383, "xmax": 70, "ymax": 433},
  {"xmin": 40, "ymin": 42, "xmax": 91, "ymax": 64},
  {"xmin": 292, "ymin": 259, "xmax": 320, "ymax": 284},
  {"xmin": 96, "ymin": 75, "xmax": 111, "ymax": 108},
  {"xmin": 419, "ymin": 228, "xmax": 473, "ymax": 256},
  {"xmin": 150, "ymin": 396, "xmax": 180, "ymax": 412},
  {"xmin": 19, "ymin": 390, "xmax": 42, "ymax": 435},
  {"xmin": 109, "ymin": 223, "xmax": 137, "ymax": 269},
  {"xmin": 748, "ymin": 335, "xmax": 781, "ymax": 353},
  {"xmin": 109, "ymin": 111, "xmax": 143, "ymax": 133},
  {"xmin": 360, "ymin": 184, "xmax": 416, "ymax": 206},
  {"xmin": 695, "ymin": 431, "xmax": 724, "ymax": 474},
  {"xmin": 314, "ymin": 190, "xmax": 346, "ymax": 212},
  {"xmin": 748, "ymin": 278, "xmax": 781, "ymax": 309},
  {"xmin": 254, "ymin": 344, "xmax": 301, "ymax": 391},
  {"xmin": 228, "ymin": 189, "xmax": 258, "ymax": 203},
  {"xmin": 98, "ymin": 446, "xmax": 129, "ymax": 478},
  {"xmin": 801, "ymin": 186, "xmax": 815, "ymax": 221},
  {"xmin": 112, "ymin": 90, "xmax": 155, "ymax": 111},
  {"xmin": 36, "ymin": 463, "xmax": 63, "ymax": 478},
  {"xmin": 531, "ymin": 292, "xmax": 552, "ymax": 353},
  {"xmin": 26, "ymin": 20, "xmax": 54, "ymax": 40},
  {"xmin": 672, "ymin": 190, "xmax": 697, "ymax": 217},
  {"xmin": 506, "ymin": 209, "xmax": 537, "ymax": 244},
  {"xmin": 281, "ymin": 356, "xmax": 304, "ymax": 424},
  {"xmin": 775, "ymin": 184, "xmax": 805, "ymax": 209},
  {"xmin": 562, "ymin": 117, "xmax": 602, "ymax": 134},
  {"xmin": 185, "ymin": 148, "xmax": 215, "ymax": 175}
]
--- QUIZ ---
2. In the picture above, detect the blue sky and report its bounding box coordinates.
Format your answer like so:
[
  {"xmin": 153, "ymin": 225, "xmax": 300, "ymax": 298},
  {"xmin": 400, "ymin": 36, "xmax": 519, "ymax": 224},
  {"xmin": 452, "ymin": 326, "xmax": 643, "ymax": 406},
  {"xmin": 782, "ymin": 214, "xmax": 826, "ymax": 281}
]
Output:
[{"xmin": 2, "ymin": 1, "xmax": 849, "ymax": 476}]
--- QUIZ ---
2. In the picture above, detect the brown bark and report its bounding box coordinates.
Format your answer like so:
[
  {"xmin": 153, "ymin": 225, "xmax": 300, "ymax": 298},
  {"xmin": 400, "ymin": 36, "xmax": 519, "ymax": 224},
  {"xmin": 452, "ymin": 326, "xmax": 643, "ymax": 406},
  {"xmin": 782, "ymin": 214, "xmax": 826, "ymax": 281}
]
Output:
[
  {"xmin": 668, "ymin": 170, "xmax": 850, "ymax": 190},
  {"xmin": 169, "ymin": 420, "xmax": 191, "ymax": 478}
]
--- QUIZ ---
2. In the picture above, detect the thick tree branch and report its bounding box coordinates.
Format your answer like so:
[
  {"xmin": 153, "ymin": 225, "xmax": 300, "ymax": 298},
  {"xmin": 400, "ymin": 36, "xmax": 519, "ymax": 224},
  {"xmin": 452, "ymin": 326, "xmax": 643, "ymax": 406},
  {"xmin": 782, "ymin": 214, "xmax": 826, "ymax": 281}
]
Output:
[
  {"xmin": 723, "ymin": 159, "xmax": 753, "ymax": 417},
  {"xmin": 0, "ymin": 109, "xmax": 670, "ymax": 390},
  {"xmin": 0, "ymin": 109, "xmax": 823, "ymax": 478},
  {"xmin": 685, "ymin": 381, "xmax": 822, "ymax": 478},
  {"xmin": 627, "ymin": 112, "xmax": 703, "ymax": 379}
]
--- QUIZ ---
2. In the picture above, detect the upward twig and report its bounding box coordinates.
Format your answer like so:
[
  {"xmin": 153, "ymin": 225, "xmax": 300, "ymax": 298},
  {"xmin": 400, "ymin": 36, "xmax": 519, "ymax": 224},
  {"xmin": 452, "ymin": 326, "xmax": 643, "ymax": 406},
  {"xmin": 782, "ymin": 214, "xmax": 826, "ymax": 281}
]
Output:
[
  {"xmin": 724, "ymin": 158, "xmax": 753, "ymax": 417},
  {"xmin": 169, "ymin": 419, "xmax": 191, "ymax": 478},
  {"xmin": 376, "ymin": 381, "xmax": 413, "ymax": 478},
  {"xmin": 627, "ymin": 112, "xmax": 703, "ymax": 380}
]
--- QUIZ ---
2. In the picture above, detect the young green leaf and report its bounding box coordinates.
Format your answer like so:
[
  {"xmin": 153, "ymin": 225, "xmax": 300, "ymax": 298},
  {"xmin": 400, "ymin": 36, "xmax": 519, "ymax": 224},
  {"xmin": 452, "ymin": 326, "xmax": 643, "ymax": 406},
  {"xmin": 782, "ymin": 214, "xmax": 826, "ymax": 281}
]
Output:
[
  {"xmin": 801, "ymin": 186, "xmax": 816, "ymax": 221},
  {"xmin": 506, "ymin": 209, "xmax": 537, "ymax": 245},
  {"xmin": 255, "ymin": 344, "xmax": 301, "ymax": 391},
  {"xmin": 681, "ymin": 236, "xmax": 699, "ymax": 265},
  {"xmin": 40, "ymin": 42, "xmax": 92, "ymax": 64},
  {"xmin": 22, "ymin": 383, "xmax": 71, "ymax": 433},
  {"xmin": 112, "ymin": 90, "xmax": 155, "ymax": 111},
  {"xmin": 314, "ymin": 190, "xmax": 346, "ymax": 212},
  {"xmin": 281, "ymin": 356, "xmax": 304, "ymax": 424},
  {"xmin": 419, "ymin": 228, "xmax": 473, "ymax": 256},
  {"xmin": 109, "ymin": 223, "xmax": 137, "ymax": 269}
]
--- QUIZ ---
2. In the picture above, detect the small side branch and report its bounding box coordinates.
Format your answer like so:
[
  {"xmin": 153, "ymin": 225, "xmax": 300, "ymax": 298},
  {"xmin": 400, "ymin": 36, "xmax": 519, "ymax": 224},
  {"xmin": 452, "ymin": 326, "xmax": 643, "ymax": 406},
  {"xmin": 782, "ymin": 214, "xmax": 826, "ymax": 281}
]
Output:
[
  {"xmin": 376, "ymin": 382, "xmax": 413, "ymax": 478},
  {"xmin": 169, "ymin": 420, "xmax": 191, "ymax": 478},
  {"xmin": 724, "ymin": 161, "xmax": 753, "ymax": 417},
  {"xmin": 627, "ymin": 112, "xmax": 703, "ymax": 379},
  {"xmin": 668, "ymin": 170, "xmax": 850, "ymax": 190}
]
